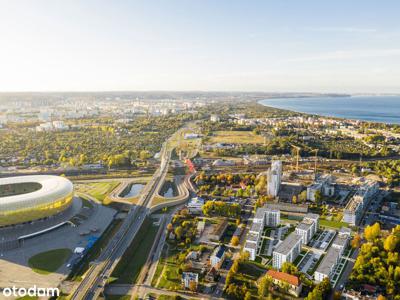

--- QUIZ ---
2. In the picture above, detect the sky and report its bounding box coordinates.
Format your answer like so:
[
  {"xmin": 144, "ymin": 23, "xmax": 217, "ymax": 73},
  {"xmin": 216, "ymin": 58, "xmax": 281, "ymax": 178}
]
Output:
[{"xmin": 0, "ymin": 0, "xmax": 399, "ymax": 93}]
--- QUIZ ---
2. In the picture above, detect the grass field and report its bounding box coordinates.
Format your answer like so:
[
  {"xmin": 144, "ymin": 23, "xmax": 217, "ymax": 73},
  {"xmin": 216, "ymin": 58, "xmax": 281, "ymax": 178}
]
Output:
[
  {"xmin": 28, "ymin": 248, "xmax": 72, "ymax": 274},
  {"xmin": 209, "ymin": 130, "xmax": 265, "ymax": 144},
  {"xmin": 75, "ymin": 181, "xmax": 120, "ymax": 203},
  {"xmin": 320, "ymin": 218, "xmax": 349, "ymax": 229},
  {"xmin": 112, "ymin": 217, "xmax": 160, "ymax": 284}
]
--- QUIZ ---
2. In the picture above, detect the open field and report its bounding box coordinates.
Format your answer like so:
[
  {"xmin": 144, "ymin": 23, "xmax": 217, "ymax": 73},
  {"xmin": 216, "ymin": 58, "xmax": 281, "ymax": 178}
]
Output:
[
  {"xmin": 75, "ymin": 181, "xmax": 120, "ymax": 203},
  {"xmin": 28, "ymin": 248, "xmax": 72, "ymax": 275},
  {"xmin": 208, "ymin": 130, "xmax": 265, "ymax": 144}
]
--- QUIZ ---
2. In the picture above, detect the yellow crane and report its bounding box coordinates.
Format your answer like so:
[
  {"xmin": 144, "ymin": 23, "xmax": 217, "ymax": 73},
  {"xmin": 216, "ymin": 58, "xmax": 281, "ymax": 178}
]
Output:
[
  {"xmin": 290, "ymin": 144, "xmax": 301, "ymax": 172},
  {"xmin": 311, "ymin": 148, "xmax": 319, "ymax": 174}
]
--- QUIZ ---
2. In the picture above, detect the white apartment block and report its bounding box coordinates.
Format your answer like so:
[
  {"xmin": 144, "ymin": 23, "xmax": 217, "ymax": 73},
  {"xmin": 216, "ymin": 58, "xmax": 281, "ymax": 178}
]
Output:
[
  {"xmin": 343, "ymin": 180, "xmax": 379, "ymax": 226},
  {"xmin": 272, "ymin": 232, "xmax": 302, "ymax": 269},
  {"xmin": 314, "ymin": 228, "xmax": 350, "ymax": 282},
  {"xmin": 307, "ymin": 174, "xmax": 335, "ymax": 201},
  {"xmin": 267, "ymin": 160, "xmax": 282, "ymax": 197},
  {"xmin": 295, "ymin": 213, "xmax": 319, "ymax": 245}
]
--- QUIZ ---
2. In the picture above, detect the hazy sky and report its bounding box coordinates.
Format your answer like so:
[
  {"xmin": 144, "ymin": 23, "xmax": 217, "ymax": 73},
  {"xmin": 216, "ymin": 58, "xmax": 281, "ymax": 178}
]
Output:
[{"xmin": 0, "ymin": 0, "xmax": 399, "ymax": 93}]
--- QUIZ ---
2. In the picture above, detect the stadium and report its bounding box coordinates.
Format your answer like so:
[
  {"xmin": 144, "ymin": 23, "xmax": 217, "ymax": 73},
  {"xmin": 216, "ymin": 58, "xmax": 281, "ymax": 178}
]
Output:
[{"xmin": 0, "ymin": 175, "xmax": 74, "ymax": 227}]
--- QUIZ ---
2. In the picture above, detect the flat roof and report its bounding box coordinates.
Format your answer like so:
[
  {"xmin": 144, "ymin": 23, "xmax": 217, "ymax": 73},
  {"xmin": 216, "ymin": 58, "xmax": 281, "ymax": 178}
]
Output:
[
  {"xmin": 315, "ymin": 247, "xmax": 341, "ymax": 276},
  {"xmin": 274, "ymin": 232, "xmax": 302, "ymax": 255},
  {"xmin": 246, "ymin": 233, "xmax": 258, "ymax": 243},
  {"xmin": 250, "ymin": 222, "xmax": 262, "ymax": 233},
  {"xmin": 0, "ymin": 175, "xmax": 73, "ymax": 206},
  {"xmin": 296, "ymin": 221, "xmax": 313, "ymax": 231},
  {"xmin": 332, "ymin": 234, "xmax": 348, "ymax": 248},
  {"xmin": 254, "ymin": 208, "xmax": 265, "ymax": 220},
  {"xmin": 244, "ymin": 241, "xmax": 257, "ymax": 250}
]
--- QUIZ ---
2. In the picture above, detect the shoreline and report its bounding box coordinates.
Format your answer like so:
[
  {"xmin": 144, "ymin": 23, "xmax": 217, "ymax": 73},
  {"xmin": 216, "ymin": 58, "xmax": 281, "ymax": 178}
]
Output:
[{"xmin": 258, "ymin": 96, "xmax": 400, "ymax": 125}]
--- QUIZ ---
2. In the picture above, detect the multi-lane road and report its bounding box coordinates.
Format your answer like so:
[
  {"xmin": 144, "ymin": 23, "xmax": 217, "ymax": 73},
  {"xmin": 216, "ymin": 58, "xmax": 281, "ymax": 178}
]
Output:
[{"xmin": 70, "ymin": 145, "xmax": 171, "ymax": 300}]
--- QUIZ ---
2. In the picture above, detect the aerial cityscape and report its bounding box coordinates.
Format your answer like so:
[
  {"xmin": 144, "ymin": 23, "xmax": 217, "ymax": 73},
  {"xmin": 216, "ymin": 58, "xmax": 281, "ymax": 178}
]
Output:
[{"xmin": 1, "ymin": 1, "xmax": 400, "ymax": 300}]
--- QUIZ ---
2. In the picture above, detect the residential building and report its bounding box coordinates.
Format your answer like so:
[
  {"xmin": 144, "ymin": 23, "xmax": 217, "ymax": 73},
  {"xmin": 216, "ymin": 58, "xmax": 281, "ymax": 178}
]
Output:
[
  {"xmin": 266, "ymin": 270, "xmax": 303, "ymax": 297},
  {"xmin": 187, "ymin": 197, "xmax": 204, "ymax": 214},
  {"xmin": 267, "ymin": 160, "xmax": 282, "ymax": 197},
  {"xmin": 209, "ymin": 218, "xmax": 228, "ymax": 241},
  {"xmin": 307, "ymin": 174, "xmax": 335, "ymax": 201},
  {"xmin": 314, "ymin": 228, "xmax": 350, "ymax": 282},
  {"xmin": 343, "ymin": 180, "xmax": 379, "ymax": 225},
  {"xmin": 244, "ymin": 241, "xmax": 258, "ymax": 261},
  {"xmin": 265, "ymin": 208, "xmax": 281, "ymax": 227},
  {"xmin": 210, "ymin": 245, "xmax": 226, "ymax": 268},
  {"xmin": 182, "ymin": 272, "xmax": 198, "ymax": 289},
  {"xmin": 210, "ymin": 114, "xmax": 220, "ymax": 122},
  {"xmin": 295, "ymin": 213, "xmax": 319, "ymax": 244},
  {"xmin": 272, "ymin": 232, "xmax": 302, "ymax": 269}
]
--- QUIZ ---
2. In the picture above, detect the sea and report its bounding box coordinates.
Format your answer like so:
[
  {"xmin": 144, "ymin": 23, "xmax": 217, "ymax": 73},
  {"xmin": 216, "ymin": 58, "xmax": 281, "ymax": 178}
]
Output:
[{"xmin": 259, "ymin": 96, "xmax": 400, "ymax": 124}]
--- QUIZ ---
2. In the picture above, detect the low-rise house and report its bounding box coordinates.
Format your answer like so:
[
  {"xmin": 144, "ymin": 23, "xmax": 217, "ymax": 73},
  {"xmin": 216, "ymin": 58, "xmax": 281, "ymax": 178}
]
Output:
[
  {"xmin": 182, "ymin": 272, "xmax": 198, "ymax": 290},
  {"xmin": 210, "ymin": 245, "xmax": 226, "ymax": 269},
  {"xmin": 266, "ymin": 270, "xmax": 303, "ymax": 297},
  {"xmin": 187, "ymin": 197, "xmax": 204, "ymax": 214}
]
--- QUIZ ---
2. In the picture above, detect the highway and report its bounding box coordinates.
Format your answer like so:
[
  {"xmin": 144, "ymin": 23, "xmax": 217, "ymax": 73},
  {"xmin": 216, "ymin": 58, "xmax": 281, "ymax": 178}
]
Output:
[{"xmin": 70, "ymin": 143, "xmax": 171, "ymax": 300}]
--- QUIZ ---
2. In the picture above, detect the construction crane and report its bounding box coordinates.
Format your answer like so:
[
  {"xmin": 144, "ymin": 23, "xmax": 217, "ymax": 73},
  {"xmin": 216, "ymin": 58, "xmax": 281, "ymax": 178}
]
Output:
[
  {"xmin": 311, "ymin": 148, "xmax": 319, "ymax": 175},
  {"xmin": 290, "ymin": 144, "xmax": 301, "ymax": 172}
]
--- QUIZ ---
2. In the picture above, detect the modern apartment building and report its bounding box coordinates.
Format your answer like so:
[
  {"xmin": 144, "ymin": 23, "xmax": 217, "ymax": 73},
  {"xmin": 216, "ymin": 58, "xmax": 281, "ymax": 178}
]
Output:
[
  {"xmin": 343, "ymin": 180, "xmax": 379, "ymax": 225},
  {"xmin": 272, "ymin": 232, "xmax": 302, "ymax": 269},
  {"xmin": 267, "ymin": 160, "xmax": 282, "ymax": 197},
  {"xmin": 314, "ymin": 227, "xmax": 351, "ymax": 282},
  {"xmin": 295, "ymin": 213, "xmax": 319, "ymax": 244}
]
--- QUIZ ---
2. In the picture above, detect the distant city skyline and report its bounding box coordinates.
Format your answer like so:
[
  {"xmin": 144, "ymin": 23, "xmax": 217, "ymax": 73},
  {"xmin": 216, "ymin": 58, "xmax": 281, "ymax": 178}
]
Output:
[{"xmin": 0, "ymin": 0, "xmax": 399, "ymax": 93}]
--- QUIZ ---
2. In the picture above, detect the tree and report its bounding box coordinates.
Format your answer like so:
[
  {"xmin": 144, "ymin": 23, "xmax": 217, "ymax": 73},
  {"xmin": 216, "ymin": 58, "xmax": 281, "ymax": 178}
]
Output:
[
  {"xmin": 384, "ymin": 234, "xmax": 398, "ymax": 252},
  {"xmin": 351, "ymin": 233, "xmax": 362, "ymax": 249},
  {"xmin": 167, "ymin": 223, "xmax": 173, "ymax": 232},
  {"xmin": 299, "ymin": 190, "xmax": 307, "ymax": 202},
  {"xmin": 314, "ymin": 190, "xmax": 323, "ymax": 203},
  {"xmin": 282, "ymin": 262, "xmax": 298, "ymax": 275},
  {"xmin": 244, "ymin": 291, "xmax": 252, "ymax": 300},
  {"xmin": 364, "ymin": 223, "xmax": 381, "ymax": 241},
  {"xmin": 231, "ymin": 236, "xmax": 240, "ymax": 246},
  {"xmin": 174, "ymin": 226, "xmax": 183, "ymax": 240},
  {"xmin": 189, "ymin": 280, "xmax": 197, "ymax": 292},
  {"xmin": 258, "ymin": 275, "xmax": 273, "ymax": 297}
]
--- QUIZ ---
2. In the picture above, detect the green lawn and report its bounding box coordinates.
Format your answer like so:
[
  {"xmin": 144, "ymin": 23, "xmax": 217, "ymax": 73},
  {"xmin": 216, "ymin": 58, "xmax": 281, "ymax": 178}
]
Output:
[
  {"xmin": 320, "ymin": 218, "xmax": 348, "ymax": 229},
  {"xmin": 28, "ymin": 248, "xmax": 72, "ymax": 274},
  {"xmin": 75, "ymin": 181, "xmax": 120, "ymax": 203},
  {"xmin": 112, "ymin": 217, "xmax": 160, "ymax": 284}
]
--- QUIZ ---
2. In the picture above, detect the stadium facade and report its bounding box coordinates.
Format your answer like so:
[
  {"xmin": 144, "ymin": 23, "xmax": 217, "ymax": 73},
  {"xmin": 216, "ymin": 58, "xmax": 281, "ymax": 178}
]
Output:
[{"xmin": 0, "ymin": 175, "xmax": 74, "ymax": 227}]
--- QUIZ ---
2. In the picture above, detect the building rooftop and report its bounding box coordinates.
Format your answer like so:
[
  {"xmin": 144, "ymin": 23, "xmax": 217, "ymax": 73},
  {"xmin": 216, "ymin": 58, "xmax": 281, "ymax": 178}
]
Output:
[
  {"xmin": 267, "ymin": 270, "xmax": 301, "ymax": 287},
  {"xmin": 254, "ymin": 208, "xmax": 266, "ymax": 220},
  {"xmin": 246, "ymin": 233, "xmax": 259, "ymax": 243},
  {"xmin": 250, "ymin": 222, "xmax": 262, "ymax": 234},
  {"xmin": 332, "ymin": 234, "xmax": 349, "ymax": 248},
  {"xmin": 315, "ymin": 247, "xmax": 341, "ymax": 276},
  {"xmin": 274, "ymin": 232, "xmax": 302, "ymax": 255},
  {"xmin": 212, "ymin": 245, "xmax": 226, "ymax": 259},
  {"xmin": 244, "ymin": 241, "xmax": 257, "ymax": 250},
  {"xmin": 296, "ymin": 221, "xmax": 313, "ymax": 231},
  {"xmin": 304, "ymin": 213, "xmax": 320, "ymax": 221}
]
